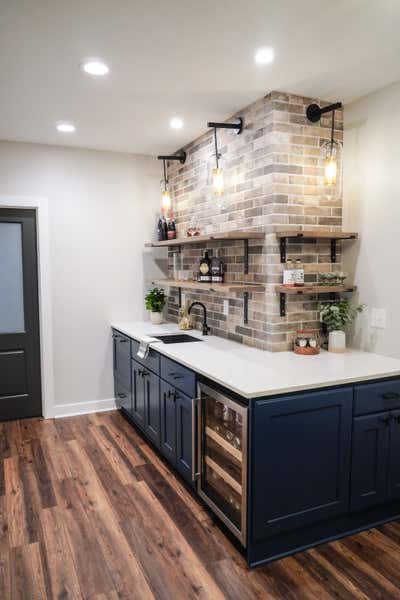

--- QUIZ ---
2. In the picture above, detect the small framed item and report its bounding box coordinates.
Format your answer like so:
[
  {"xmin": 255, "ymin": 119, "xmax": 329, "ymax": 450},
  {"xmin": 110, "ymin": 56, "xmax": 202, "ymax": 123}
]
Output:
[{"xmin": 294, "ymin": 330, "xmax": 320, "ymax": 355}]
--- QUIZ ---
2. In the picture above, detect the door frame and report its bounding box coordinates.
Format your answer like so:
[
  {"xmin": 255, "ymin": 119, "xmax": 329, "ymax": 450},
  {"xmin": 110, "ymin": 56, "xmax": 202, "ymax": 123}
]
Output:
[{"xmin": 0, "ymin": 196, "xmax": 54, "ymax": 418}]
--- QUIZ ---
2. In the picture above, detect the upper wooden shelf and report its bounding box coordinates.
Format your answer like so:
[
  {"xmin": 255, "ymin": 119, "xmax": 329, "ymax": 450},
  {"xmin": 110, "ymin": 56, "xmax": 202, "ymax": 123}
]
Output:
[
  {"xmin": 151, "ymin": 279, "xmax": 265, "ymax": 294},
  {"xmin": 145, "ymin": 230, "xmax": 265, "ymax": 248},
  {"xmin": 275, "ymin": 229, "xmax": 358, "ymax": 240}
]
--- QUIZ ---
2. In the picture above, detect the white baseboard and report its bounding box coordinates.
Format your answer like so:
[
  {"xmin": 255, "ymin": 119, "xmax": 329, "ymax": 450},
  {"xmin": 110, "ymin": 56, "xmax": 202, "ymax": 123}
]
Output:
[{"xmin": 48, "ymin": 397, "xmax": 117, "ymax": 419}]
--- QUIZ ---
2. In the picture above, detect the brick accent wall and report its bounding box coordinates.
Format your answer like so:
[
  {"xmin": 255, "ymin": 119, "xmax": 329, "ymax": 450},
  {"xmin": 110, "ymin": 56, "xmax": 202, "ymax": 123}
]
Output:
[{"xmin": 165, "ymin": 91, "xmax": 343, "ymax": 351}]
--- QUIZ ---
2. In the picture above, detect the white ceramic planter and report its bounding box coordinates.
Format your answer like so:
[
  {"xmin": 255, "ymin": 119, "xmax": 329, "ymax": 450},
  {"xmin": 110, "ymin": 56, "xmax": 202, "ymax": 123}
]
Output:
[
  {"xmin": 150, "ymin": 311, "xmax": 163, "ymax": 325},
  {"xmin": 328, "ymin": 330, "xmax": 346, "ymax": 353}
]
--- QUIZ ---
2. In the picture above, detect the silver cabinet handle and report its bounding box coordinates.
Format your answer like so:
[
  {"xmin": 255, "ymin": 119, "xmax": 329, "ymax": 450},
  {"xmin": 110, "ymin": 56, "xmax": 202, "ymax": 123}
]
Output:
[{"xmin": 191, "ymin": 397, "xmax": 200, "ymax": 483}]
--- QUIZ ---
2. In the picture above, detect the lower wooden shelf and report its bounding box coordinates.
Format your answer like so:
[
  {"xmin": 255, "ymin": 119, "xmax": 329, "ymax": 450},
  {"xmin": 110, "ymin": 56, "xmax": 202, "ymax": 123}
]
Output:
[{"xmin": 277, "ymin": 284, "xmax": 357, "ymax": 317}]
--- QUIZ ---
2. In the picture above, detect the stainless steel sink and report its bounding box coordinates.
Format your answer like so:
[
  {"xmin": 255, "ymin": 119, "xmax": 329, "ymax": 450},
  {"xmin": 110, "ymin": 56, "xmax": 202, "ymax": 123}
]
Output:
[{"xmin": 152, "ymin": 334, "xmax": 202, "ymax": 344}]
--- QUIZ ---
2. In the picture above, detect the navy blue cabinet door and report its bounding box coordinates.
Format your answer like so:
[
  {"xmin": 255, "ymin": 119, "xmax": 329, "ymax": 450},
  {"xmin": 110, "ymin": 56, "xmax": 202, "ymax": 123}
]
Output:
[
  {"xmin": 388, "ymin": 409, "xmax": 400, "ymax": 501},
  {"xmin": 252, "ymin": 388, "xmax": 352, "ymax": 540},
  {"xmin": 160, "ymin": 380, "xmax": 177, "ymax": 464},
  {"xmin": 115, "ymin": 378, "xmax": 132, "ymax": 414},
  {"xmin": 113, "ymin": 332, "xmax": 131, "ymax": 390},
  {"xmin": 176, "ymin": 391, "xmax": 193, "ymax": 484},
  {"xmin": 131, "ymin": 360, "xmax": 145, "ymax": 428},
  {"xmin": 350, "ymin": 412, "xmax": 390, "ymax": 511},
  {"xmin": 144, "ymin": 370, "xmax": 161, "ymax": 447}
]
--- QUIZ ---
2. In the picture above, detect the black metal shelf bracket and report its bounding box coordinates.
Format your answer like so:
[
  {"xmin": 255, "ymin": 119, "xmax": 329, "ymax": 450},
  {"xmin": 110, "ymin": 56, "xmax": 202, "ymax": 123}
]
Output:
[
  {"xmin": 243, "ymin": 292, "xmax": 249, "ymax": 324},
  {"xmin": 280, "ymin": 293, "xmax": 286, "ymax": 317},
  {"xmin": 280, "ymin": 238, "xmax": 287, "ymax": 263},
  {"xmin": 178, "ymin": 287, "xmax": 182, "ymax": 308},
  {"xmin": 244, "ymin": 239, "xmax": 249, "ymax": 274},
  {"xmin": 331, "ymin": 239, "xmax": 337, "ymax": 263}
]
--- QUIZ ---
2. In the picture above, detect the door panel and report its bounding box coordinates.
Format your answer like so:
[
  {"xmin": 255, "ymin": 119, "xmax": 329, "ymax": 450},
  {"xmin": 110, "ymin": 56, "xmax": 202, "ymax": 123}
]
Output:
[
  {"xmin": 0, "ymin": 209, "xmax": 41, "ymax": 420},
  {"xmin": 176, "ymin": 391, "xmax": 193, "ymax": 483},
  {"xmin": 351, "ymin": 412, "xmax": 390, "ymax": 511},
  {"xmin": 388, "ymin": 409, "xmax": 400, "ymax": 501},
  {"xmin": 144, "ymin": 370, "xmax": 160, "ymax": 446},
  {"xmin": 131, "ymin": 360, "xmax": 145, "ymax": 428},
  {"xmin": 160, "ymin": 380, "xmax": 177, "ymax": 464},
  {"xmin": 115, "ymin": 378, "xmax": 132, "ymax": 414},
  {"xmin": 252, "ymin": 388, "xmax": 352, "ymax": 540},
  {"xmin": 113, "ymin": 331, "xmax": 131, "ymax": 389}
]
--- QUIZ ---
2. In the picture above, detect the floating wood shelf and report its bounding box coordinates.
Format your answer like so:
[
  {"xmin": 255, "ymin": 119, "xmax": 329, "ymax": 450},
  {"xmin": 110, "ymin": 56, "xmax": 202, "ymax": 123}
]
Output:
[
  {"xmin": 145, "ymin": 230, "xmax": 264, "ymax": 248},
  {"xmin": 277, "ymin": 285, "xmax": 357, "ymax": 317},
  {"xmin": 275, "ymin": 229, "xmax": 358, "ymax": 264},
  {"xmin": 152, "ymin": 279, "xmax": 265, "ymax": 294},
  {"xmin": 276, "ymin": 285, "xmax": 357, "ymax": 295}
]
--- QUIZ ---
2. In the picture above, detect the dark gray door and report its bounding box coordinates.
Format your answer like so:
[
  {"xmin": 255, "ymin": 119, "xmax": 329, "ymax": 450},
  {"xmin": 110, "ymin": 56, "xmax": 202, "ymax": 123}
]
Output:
[{"xmin": 0, "ymin": 208, "xmax": 42, "ymax": 420}]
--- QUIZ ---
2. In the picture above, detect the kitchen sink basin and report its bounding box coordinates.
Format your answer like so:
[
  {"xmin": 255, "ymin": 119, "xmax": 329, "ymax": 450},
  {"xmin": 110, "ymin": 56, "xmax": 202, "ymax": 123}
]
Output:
[{"xmin": 152, "ymin": 334, "xmax": 202, "ymax": 344}]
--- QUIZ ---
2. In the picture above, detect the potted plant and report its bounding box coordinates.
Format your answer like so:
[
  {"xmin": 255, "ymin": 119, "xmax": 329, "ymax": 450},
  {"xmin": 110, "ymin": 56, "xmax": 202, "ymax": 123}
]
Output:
[
  {"xmin": 145, "ymin": 287, "xmax": 167, "ymax": 324},
  {"xmin": 319, "ymin": 299, "xmax": 364, "ymax": 353}
]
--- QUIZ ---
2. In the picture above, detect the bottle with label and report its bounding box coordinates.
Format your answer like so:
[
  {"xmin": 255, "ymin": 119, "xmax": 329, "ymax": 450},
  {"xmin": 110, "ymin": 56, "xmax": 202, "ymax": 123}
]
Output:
[
  {"xmin": 161, "ymin": 216, "xmax": 168, "ymax": 240},
  {"xmin": 167, "ymin": 218, "xmax": 176, "ymax": 240},
  {"xmin": 283, "ymin": 259, "xmax": 296, "ymax": 286},
  {"xmin": 294, "ymin": 259, "xmax": 305, "ymax": 286},
  {"xmin": 157, "ymin": 217, "xmax": 164, "ymax": 241},
  {"xmin": 211, "ymin": 250, "xmax": 224, "ymax": 283},
  {"xmin": 199, "ymin": 251, "xmax": 211, "ymax": 282}
]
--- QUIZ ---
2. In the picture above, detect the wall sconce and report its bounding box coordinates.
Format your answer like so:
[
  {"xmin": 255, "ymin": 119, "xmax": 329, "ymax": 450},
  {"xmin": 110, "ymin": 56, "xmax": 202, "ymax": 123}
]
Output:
[
  {"xmin": 157, "ymin": 150, "xmax": 186, "ymax": 212},
  {"xmin": 306, "ymin": 102, "xmax": 343, "ymax": 200},
  {"xmin": 207, "ymin": 118, "xmax": 243, "ymax": 207}
]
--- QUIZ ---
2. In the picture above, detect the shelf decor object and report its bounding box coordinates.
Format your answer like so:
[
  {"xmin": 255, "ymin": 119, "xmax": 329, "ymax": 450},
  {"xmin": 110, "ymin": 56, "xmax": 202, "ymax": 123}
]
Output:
[
  {"xmin": 275, "ymin": 229, "xmax": 358, "ymax": 264},
  {"xmin": 206, "ymin": 118, "xmax": 243, "ymax": 206},
  {"xmin": 306, "ymin": 101, "xmax": 343, "ymax": 200},
  {"xmin": 157, "ymin": 150, "xmax": 186, "ymax": 212},
  {"xmin": 145, "ymin": 229, "xmax": 265, "ymax": 324}
]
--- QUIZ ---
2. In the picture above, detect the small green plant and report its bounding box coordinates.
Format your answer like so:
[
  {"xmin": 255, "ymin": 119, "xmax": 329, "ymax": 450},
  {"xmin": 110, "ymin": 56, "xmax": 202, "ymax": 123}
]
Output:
[
  {"xmin": 319, "ymin": 299, "xmax": 365, "ymax": 332},
  {"xmin": 145, "ymin": 287, "xmax": 167, "ymax": 313}
]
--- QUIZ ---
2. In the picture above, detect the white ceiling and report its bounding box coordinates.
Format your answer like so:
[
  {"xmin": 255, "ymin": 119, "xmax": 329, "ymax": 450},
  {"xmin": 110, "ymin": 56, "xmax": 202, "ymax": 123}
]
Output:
[{"xmin": 1, "ymin": 0, "xmax": 400, "ymax": 156}]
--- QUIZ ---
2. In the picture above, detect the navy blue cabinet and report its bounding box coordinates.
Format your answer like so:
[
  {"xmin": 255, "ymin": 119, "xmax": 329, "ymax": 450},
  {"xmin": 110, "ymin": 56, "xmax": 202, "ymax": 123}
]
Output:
[
  {"xmin": 115, "ymin": 378, "xmax": 132, "ymax": 414},
  {"xmin": 160, "ymin": 380, "xmax": 177, "ymax": 464},
  {"xmin": 252, "ymin": 387, "xmax": 352, "ymax": 540},
  {"xmin": 113, "ymin": 330, "xmax": 131, "ymax": 410},
  {"xmin": 389, "ymin": 409, "xmax": 400, "ymax": 501},
  {"xmin": 350, "ymin": 412, "xmax": 390, "ymax": 511},
  {"xmin": 131, "ymin": 360, "xmax": 145, "ymax": 428},
  {"xmin": 144, "ymin": 370, "xmax": 161, "ymax": 446},
  {"xmin": 176, "ymin": 390, "xmax": 194, "ymax": 484}
]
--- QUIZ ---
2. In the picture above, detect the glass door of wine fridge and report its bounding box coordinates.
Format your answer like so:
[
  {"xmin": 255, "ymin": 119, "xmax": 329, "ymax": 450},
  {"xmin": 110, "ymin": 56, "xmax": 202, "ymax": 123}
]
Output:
[{"xmin": 197, "ymin": 382, "xmax": 248, "ymax": 546}]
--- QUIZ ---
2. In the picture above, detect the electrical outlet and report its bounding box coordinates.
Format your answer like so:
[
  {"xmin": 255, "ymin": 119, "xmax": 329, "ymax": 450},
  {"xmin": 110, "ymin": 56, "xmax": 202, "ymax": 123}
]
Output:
[
  {"xmin": 370, "ymin": 308, "xmax": 386, "ymax": 329},
  {"xmin": 223, "ymin": 299, "xmax": 229, "ymax": 316}
]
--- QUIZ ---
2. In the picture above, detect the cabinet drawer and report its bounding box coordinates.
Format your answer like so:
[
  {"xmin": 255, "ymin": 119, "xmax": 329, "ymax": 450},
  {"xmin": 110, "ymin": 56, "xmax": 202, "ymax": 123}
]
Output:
[
  {"xmin": 131, "ymin": 339, "xmax": 160, "ymax": 375},
  {"xmin": 354, "ymin": 378, "xmax": 400, "ymax": 416},
  {"xmin": 160, "ymin": 356, "xmax": 196, "ymax": 398}
]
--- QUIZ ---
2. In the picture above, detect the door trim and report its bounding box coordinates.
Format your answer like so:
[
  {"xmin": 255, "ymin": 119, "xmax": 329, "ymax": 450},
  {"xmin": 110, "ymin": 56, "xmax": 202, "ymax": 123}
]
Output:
[{"xmin": 0, "ymin": 196, "xmax": 54, "ymax": 418}]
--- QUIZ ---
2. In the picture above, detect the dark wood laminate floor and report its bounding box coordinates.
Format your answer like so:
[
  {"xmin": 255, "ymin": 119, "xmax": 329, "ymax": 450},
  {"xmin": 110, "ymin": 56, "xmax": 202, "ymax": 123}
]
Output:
[{"xmin": 1, "ymin": 411, "xmax": 400, "ymax": 599}]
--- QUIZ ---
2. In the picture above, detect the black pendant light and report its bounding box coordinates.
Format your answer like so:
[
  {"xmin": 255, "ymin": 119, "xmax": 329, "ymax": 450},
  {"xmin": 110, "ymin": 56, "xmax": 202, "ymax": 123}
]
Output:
[
  {"xmin": 207, "ymin": 118, "xmax": 243, "ymax": 198},
  {"xmin": 157, "ymin": 150, "xmax": 186, "ymax": 211}
]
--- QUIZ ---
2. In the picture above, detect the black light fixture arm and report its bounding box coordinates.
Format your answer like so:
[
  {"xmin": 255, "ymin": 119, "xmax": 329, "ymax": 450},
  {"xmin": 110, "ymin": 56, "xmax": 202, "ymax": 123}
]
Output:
[
  {"xmin": 207, "ymin": 117, "xmax": 243, "ymax": 134},
  {"xmin": 213, "ymin": 127, "xmax": 220, "ymax": 168},
  {"xmin": 157, "ymin": 150, "xmax": 187, "ymax": 164},
  {"xmin": 306, "ymin": 102, "xmax": 342, "ymax": 123}
]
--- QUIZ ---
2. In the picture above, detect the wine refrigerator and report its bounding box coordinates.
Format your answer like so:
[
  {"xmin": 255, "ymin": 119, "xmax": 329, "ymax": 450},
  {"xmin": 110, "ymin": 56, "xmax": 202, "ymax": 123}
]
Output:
[{"xmin": 195, "ymin": 382, "xmax": 248, "ymax": 546}]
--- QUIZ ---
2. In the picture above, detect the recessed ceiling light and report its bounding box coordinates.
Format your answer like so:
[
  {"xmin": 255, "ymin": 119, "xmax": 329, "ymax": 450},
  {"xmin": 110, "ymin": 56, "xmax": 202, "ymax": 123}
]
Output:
[
  {"xmin": 254, "ymin": 47, "xmax": 275, "ymax": 65},
  {"xmin": 56, "ymin": 122, "xmax": 76, "ymax": 133},
  {"xmin": 170, "ymin": 117, "xmax": 184, "ymax": 130},
  {"xmin": 81, "ymin": 59, "xmax": 109, "ymax": 76}
]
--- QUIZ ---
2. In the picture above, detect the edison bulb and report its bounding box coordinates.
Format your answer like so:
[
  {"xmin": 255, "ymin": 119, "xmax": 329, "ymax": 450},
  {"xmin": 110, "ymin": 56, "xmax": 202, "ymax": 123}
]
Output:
[
  {"xmin": 320, "ymin": 139, "xmax": 342, "ymax": 199},
  {"xmin": 212, "ymin": 167, "xmax": 224, "ymax": 196},
  {"xmin": 161, "ymin": 189, "xmax": 171, "ymax": 211}
]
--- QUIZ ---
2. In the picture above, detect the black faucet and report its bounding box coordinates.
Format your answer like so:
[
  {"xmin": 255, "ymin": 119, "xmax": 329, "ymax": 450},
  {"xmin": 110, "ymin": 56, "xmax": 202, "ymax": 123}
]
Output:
[{"xmin": 188, "ymin": 302, "xmax": 211, "ymax": 336}]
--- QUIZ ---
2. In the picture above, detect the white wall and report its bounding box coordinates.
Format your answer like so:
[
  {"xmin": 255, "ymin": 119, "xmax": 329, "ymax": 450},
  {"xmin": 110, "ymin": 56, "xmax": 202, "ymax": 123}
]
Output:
[
  {"xmin": 0, "ymin": 141, "xmax": 164, "ymax": 415},
  {"xmin": 343, "ymin": 82, "xmax": 400, "ymax": 358}
]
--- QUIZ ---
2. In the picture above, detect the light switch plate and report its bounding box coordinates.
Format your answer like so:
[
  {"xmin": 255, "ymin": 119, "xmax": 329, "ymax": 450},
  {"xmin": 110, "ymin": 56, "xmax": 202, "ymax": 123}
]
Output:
[{"xmin": 370, "ymin": 308, "xmax": 386, "ymax": 329}]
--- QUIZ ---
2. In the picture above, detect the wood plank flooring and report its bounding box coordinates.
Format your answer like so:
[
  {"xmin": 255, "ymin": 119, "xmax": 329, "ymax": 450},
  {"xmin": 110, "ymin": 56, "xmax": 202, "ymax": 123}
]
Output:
[{"xmin": 1, "ymin": 411, "xmax": 400, "ymax": 599}]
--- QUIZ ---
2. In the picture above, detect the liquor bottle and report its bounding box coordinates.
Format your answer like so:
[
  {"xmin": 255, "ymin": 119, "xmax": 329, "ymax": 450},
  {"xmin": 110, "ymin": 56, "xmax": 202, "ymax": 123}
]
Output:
[
  {"xmin": 167, "ymin": 218, "xmax": 176, "ymax": 240},
  {"xmin": 157, "ymin": 217, "xmax": 164, "ymax": 241},
  {"xmin": 199, "ymin": 251, "xmax": 211, "ymax": 282},
  {"xmin": 161, "ymin": 216, "xmax": 168, "ymax": 240},
  {"xmin": 211, "ymin": 250, "xmax": 224, "ymax": 283},
  {"xmin": 294, "ymin": 259, "xmax": 304, "ymax": 286}
]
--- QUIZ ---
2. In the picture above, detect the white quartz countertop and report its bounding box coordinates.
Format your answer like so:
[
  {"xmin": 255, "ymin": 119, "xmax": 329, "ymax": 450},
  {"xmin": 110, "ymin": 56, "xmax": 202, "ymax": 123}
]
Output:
[{"xmin": 111, "ymin": 321, "xmax": 400, "ymax": 399}]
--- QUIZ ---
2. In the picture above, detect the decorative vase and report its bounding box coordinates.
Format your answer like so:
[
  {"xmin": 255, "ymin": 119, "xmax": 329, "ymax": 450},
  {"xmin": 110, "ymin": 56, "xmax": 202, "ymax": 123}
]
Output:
[
  {"xmin": 328, "ymin": 330, "xmax": 346, "ymax": 353},
  {"xmin": 150, "ymin": 311, "xmax": 163, "ymax": 325}
]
